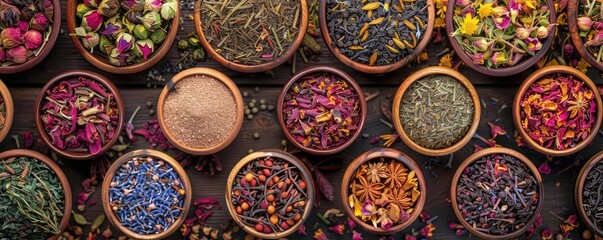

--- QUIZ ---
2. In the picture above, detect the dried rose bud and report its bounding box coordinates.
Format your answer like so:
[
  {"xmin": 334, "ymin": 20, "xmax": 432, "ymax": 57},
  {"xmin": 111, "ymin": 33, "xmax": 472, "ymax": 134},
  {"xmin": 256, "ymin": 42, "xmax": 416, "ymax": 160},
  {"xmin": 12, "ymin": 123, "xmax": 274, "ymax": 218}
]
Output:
[
  {"xmin": 23, "ymin": 29, "xmax": 41, "ymax": 49},
  {"xmin": 536, "ymin": 26, "xmax": 548, "ymax": 39},
  {"xmin": 125, "ymin": 10, "xmax": 142, "ymax": 24},
  {"xmin": 7, "ymin": 45, "xmax": 27, "ymax": 64},
  {"xmin": 149, "ymin": 28, "xmax": 166, "ymax": 44},
  {"xmin": 0, "ymin": 3, "xmax": 21, "ymax": 28},
  {"xmin": 132, "ymin": 24, "xmax": 149, "ymax": 39},
  {"xmin": 108, "ymin": 47, "xmax": 131, "ymax": 66},
  {"xmin": 0, "ymin": 47, "xmax": 6, "ymax": 61},
  {"xmin": 29, "ymin": 12, "xmax": 49, "ymax": 32},
  {"xmin": 80, "ymin": 10, "xmax": 102, "ymax": 32},
  {"xmin": 98, "ymin": 0, "xmax": 120, "ymax": 17},
  {"xmin": 115, "ymin": 32, "xmax": 134, "ymax": 53},
  {"xmin": 99, "ymin": 35, "xmax": 115, "ymax": 55},
  {"xmin": 160, "ymin": 0, "xmax": 177, "ymax": 20},
  {"xmin": 132, "ymin": 39, "xmax": 153, "ymax": 60},
  {"xmin": 82, "ymin": 32, "xmax": 99, "ymax": 52},
  {"xmin": 594, "ymin": 21, "xmax": 603, "ymax": 31},
  {"xmin": 142, "ymin": 12, "xmax": 161, "ymax": 32},
  {"xmin": 121, "ymin": 0, "xmax": 143, "ymax": 10},
  {"xmin": 472, "ymin": 39, "xmax": 491, "ymax": 51},
  {"xmin": 16, "ymin": 20, "xmax": 27, "ymax": 32},
  {"xmin": 76, "ymin": 3, "xmax": 92, "ymax": 19},
  {"xmin": 40, "ymin": 0, "xmax": 53, "ymax": 20},
  {"xmin": 83, "ymin": 0, "xmax": 100, "ymax": 8},
  {"xmin": 515, "ymin": 27, "xmax": 530, "ymax": 40},
  {"xmin": 101, "ymin": 15, "xmax": 125, "ymax": 38},
  {"xmin": 19, "ymin": 3, "xmax": 36, "ymax": 21},
  {"xmin": 1, "ymin": 27, "xmax": 23, "ymax": 48},
  {"xmin": 578, "ymin": 16, "xmax": 594, "ymax": 31},
  {"xmin": 525, "ymin": 37, "xmax": 542, "ymax": 52},
  {"xmin": 144, "ymin": 0, "xmax": 162, "ymax": 13},
  {"xmin": 5, "ymin": 0, "xmax": 31, "ymax": 7}
]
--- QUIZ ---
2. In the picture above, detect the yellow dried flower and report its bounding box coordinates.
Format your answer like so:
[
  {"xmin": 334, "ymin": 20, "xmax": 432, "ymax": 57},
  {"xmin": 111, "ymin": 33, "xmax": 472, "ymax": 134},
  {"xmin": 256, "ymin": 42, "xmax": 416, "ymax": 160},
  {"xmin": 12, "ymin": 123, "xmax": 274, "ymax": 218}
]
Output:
[{"xmin": 439, "ymin": 54, "xmax": 453, "ymax": 68}]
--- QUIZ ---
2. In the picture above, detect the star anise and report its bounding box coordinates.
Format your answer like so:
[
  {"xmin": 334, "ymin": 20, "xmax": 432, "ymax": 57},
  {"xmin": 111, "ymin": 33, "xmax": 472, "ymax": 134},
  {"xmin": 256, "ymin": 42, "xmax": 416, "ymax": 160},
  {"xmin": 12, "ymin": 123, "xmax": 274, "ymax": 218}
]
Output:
[
  {"xmin": 364, "ymin": 160, "xmax": 387, "ymax": 183},
  {"xmin": 352, "ymin": 175, "xmax": 384, "ymax": 202},
  {"xmin": 567, "ymin": 91, "xmax": 591, "ymax": 118},
  {"xmin": 384, "ymin": 161, "xmax": 408, "ymax": 188},
  {"xmin": 387, "ymin": 187, "xmax": 413, "ymax": 210}
]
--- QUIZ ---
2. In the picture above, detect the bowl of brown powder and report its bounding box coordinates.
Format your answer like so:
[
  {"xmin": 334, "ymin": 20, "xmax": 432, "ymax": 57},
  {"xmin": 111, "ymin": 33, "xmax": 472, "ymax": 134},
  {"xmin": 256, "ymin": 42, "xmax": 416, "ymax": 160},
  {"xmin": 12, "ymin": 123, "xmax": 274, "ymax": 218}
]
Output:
[{"xmin": 157, "ymin": 67, "xmax": 244, "ymax": 155}]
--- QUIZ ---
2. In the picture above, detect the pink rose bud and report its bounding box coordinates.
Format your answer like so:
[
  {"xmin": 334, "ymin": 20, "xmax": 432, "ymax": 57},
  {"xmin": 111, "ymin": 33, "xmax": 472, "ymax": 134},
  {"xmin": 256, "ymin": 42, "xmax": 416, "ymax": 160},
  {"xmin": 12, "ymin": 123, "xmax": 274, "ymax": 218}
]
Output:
[
  {"xmin": 577, "ymin": 16, "xmax": 594, "ymax": 31},
  {"xmin": 115, "ymin": 32, "xmax": 134, "ymax": 53},
  {"xmin": 144, "ymin": 0, "xmax": 163, "ymax": 13},
  {"xmin": 7, "ymin": 45, "xmax": 27, "ymax": 64},
  {"xmin": 536, "ymin": 26, "xmax": 548, "ymax": 39},
  {"xmin": 29, "ymin": 12, "xmax": 49, "ymax": 32},
  {"xmin": 80, "ymin": 10, "xmax": 102, "ymax": 32},
  {"xmin": 133, "ymin": 39, "xmax": 154, "ymax": 60},
  {"xmin": 17, "ymin": 20, "xmax": 28, "ymax": 32},
  {"xmin": 473, "ymin": 39, "xmax": 491, "ymax": 52},
  {"xmin": 0, "ymin": 47, "xmax": 6, "ymax": 62},
  {"xmin": 456, "ymin": 0, "xmax": 472, "ymax": 7},
  {"xmin": 23, "ymin": 30, "xmax": 42, "ymax": 50},
  {"xmin": 594, "ymin": 21, "xmax": 603, "ymax": 31},
  {"xmin": 82, "ymin": 32, "xmax": 99, "ymax": 52},
  {"xmin": 564, "ymin": 43, "xmax": 574, "ymax": 56},
  {"xmin": 1, "ymin": 27, "xmax": 23, "ymax": 48},
  {"xmin": 83, "ymin": 0, "xmax": 100, "ymax": 8}
]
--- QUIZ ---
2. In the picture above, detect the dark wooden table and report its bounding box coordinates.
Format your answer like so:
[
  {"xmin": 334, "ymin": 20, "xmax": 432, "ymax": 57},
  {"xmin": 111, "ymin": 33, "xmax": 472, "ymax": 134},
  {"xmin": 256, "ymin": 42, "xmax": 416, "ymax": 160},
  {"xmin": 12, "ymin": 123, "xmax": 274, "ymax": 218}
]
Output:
[{"xmin": 1, "ymin": 1, "xmax": 600, "ymax": 239}]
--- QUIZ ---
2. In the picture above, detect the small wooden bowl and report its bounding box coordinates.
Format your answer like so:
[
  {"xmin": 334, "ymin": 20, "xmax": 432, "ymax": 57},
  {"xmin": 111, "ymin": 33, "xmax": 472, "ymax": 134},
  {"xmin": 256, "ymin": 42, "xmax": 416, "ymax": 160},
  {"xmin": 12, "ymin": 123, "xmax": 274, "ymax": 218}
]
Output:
[
  {"xmin": 568, "ymin": 0, "xmax": 603, "ymax": 71},
  {"xmin": 0, "ymin": 0, "xmax": 61, "ymax": 74},
  {"xmin": 0, "ymin": 149, "xmax": 73, "ymax": 240},
  {"xmin": 445, "ymin": 0, "xmax": 556, "ymax": 77},
  {"xmin": 102, "ymin": 149, "xmax": 191, "ymax": 240},
  {"xmin": 319, "ymin": 0, "xmax": 435, "ymax": 74},
  {"xmin": 0, "ymin": 79, "xmax": 14, "ymax": 143},
  {"xmin": 34, "ymin": 70, "xmax": 125, "ymax": 160},
  {"xmin": 157, "ymin": 67, "xmax": 244, "ymax": 155},
  {"xmin": 341, "ymin": 148, "xmax": 426, "ymax": 234},
  {"xmin": 193, "ymin": 0, "xmax": 308, "ymax": 73},
  {"xmin": 512, "ymin": 65, "xmax": 603, "ymax": 156},
  {"xmin": 225, "ymin": 149, "xmax": 315, "ymax": 239},
  {"xmin": 276, "ymin": 66, "xmax": 367, "ymax": 155},
  {"xmin": 576, "ymin": 151, "xmax": 603, "ymax": 237},
  {"xmin": 65, "ymin": 0, "xmax": 179, "ymax": 74},
  {"xmin": 392, "ymin": 66, "xmax": 481, "ymax": 156},
  {"xmin": 451, "ymin": 147, "xmax": 544, "ymax": 239}
]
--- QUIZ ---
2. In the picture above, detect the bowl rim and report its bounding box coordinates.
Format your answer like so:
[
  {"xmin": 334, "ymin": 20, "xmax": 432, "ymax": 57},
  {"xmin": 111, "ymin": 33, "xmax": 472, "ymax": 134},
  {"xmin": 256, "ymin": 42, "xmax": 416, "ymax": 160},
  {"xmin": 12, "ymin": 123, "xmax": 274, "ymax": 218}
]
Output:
[
  {"xmin": 0, "ymin": 79, "xmax": 14, "ymax": 144},
  {"xmin": 391, "ymin": 66, "xmax": 481, "ymax": 156},
  {"xmin": 575, "ymin": 150, "xmax": 603, "ymax": 237},
  {"xmin": 156, "ymin": 67, "xmax": 244, "ymax": 155},
  {"xmin": 101, "ymin": 149, "xmax": 192, "ymax": 240},
  {"xmin": 567, "ymin": 0, "xmax": 603, "ymax": 71},
  {"xmin": 0, "ymin": 0, "xmax": 61, "ymax": 74},
  {"xmin": 340, "ymin": 147, "xmax": 426, "ymax": 234},
  {"xmin": 276, "ymin": 65, "xmax": 367, "ymax": 155},
  {"xmin": 512, "ymin": 65, "xmax": 603, "ymax": 156},
  {"xmin": 33, "ymin": 70, "xmax": 126, "ymax": 160},
  {"xmin": 224, "ymin": 149, "xmax": 315, "ymax": 239},
  {"xmin": 445, "ymin": 0, "xmax": 556, "ymax": 77},
  {"xmin": 193, "ymin": 0, "xmax": 308, "ymax": 73},
  {"xmin": 0, "ymin": 149, "xmax": 73, "ymax": 240},
  {"xmin": 318, "ymin": 0, "xmax": 435, "ymax": 74},
  {"xmin": 65, "ymin": 0, "xmax": 180, "ymax": 74},
  {"xmin": 450, "ymin": 147, "xmax": 544, "ymax": 239}
]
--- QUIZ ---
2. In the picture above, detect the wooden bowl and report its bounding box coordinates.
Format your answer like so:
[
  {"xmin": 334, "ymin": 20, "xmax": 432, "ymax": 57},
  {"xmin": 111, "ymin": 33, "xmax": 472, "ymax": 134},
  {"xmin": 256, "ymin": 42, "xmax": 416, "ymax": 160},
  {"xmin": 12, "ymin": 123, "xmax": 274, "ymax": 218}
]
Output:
[
  {"xmin": 65, "ymin": 0, "xmax": 179, "ymax": 74},
  {"xmin": 34, "ymin": 70, "xmax": 125, "ymax": 160},
  {"xmin": 157, "ymin": 67, "xmax": 244, "ymax": 155},
  {"xmin": 102, "ymin": 149, "xmax": 191, "ymax": 240},
  {"xmin": 0, "ymin": 149, "xmax": 73, "ymax": 240},
  {"xmin": 0, "ymin": 79, "xmax": 14, "ymax": 144},
  {"xmin": 392, "ymin": 66, "xmax": 481, "ymax": 156},
  {"xmin": 576, "ymin": 150, "xmax": 603, "ymax": 237},
  {"xmin": 568, "ymin": 0, "xmax": 603, "ymax": 71},
  {"xmin": 445, "ymin": 0, "xmax": 556, "ymax": 77},
  {"xmin": 0, "ymin": 0, "xmax": 61, "ymax": 74},
  {"xmin": 276, "ymin": 66, "xmax": 367, "ymax": 155},
  {"xmin": 193, "ymin": 0, "xmax": 308, "ymax": 73},
  {"xmin": 319, "ymin": 0, "xmax": 435, "ymax": 74},
  {"xmin": 512, "ymin": 65, "xmax": 603, "ymax": 156},
  {"xmin": 225, "ymin": 149, "xmax": 315, "ymax": 239},
  {"xmin": 451, "ymin": 147, "xmax": 544, "ymax": 239},
  {"xmin": 341, "ymin": 148, "xmax": 426, "ymax": 234}
]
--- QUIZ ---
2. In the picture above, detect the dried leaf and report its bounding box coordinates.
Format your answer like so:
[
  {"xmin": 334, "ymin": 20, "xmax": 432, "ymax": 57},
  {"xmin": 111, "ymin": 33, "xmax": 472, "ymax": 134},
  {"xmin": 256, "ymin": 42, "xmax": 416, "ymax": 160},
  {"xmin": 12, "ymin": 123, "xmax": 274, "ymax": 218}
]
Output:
[
  {"xmin": 314, "ymin": 169, "xmax": 334, "ymax": 201},
  {"xmin": 369, "ymin": 52, "xmax": 378, "ymax": 66},
  {"xmin": 91, "ymin": 213, "xmax": 105, "ymax": 231},
  {"xmin": 362, "ymin": 2, "xmax": 381, "ymax": 10},
  {"xmin": 393, "ymin": 38, "xmax": 406, "ymax": 49},
  {"xmin": 386, "ymin": 45, "xmax": 399, "ymax": 53},
  {"xmin": 348, "ymin": 45, "xmax": 364, "ymax": 50},
  {"xmin": 368, "ymin": 17, "xmax": 385, "ymax": 25},
  {"xmin": 403, "ymin": 20, "xmax": 416, "ymax": 30},
  {"xmin": 72, "ymin": 210, "xmax": 91, "ymax": 225}
]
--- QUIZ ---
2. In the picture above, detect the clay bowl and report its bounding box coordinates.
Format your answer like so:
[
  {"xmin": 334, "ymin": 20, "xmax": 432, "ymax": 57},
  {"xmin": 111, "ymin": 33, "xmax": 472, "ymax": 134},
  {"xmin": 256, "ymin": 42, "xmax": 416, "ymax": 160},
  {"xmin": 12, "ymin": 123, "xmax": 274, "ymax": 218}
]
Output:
[
  {"xmin": 193, "ymin": 0, "xmax": 308, "ymax": 73},
  {"xmin": 341, "ymin": 148, "xmax": 426, "ymax": 234},
  {"xmin": 0, "ymin": 0, "xmax": 61, "ymax": 74},
  {"xmin": 392, "ymin": 66, "xmax": 481, "ymax": 156},
  {"xmin": 0, "ymin": 149, "xmax": 73, "ymax": 240},
  {"xmin": 157, "ymin": 67, "xmax": 244, "ymax": 155},
  {"xmin": 225, "ymin": 149, "xmax": 315, "ymax": 239},
  {"xmin": 277, "ymin": 66, "xmax": 367, "ymax": 155},
  {"xmin": 0, "ymin": 79, "xmax": 14, "ymax": 143},
  {"xmin": 451, "ymin": 147, "xmax": 544, "ymax": 239},
  {"xmin": 568, "ymin": 0, "xmax": 603, "ymax": 71},
  {"xmin": 576, "ymin": 151, "xmax": 603, "ymax": 237},
  {"xmin": 319, "ymin": 0, "xmax": 435, "ymax": 74},
  {"xmin": 66, "ymin": 0, "xmax": 179, "ymax": 74},
  {"xmin": 102, "ymin": 149, "xmax": 191, "ymax": 240},
  {"xmin": 512, "ymin": 65, "xmax": 603, "ymax": 156},
  {"xmin": 445, "ymin": 0, "xmax": 556, "ymax": 77},
  {"xmin": 34, "ymin": 70, "xmax": 125, "ymax": 160}
]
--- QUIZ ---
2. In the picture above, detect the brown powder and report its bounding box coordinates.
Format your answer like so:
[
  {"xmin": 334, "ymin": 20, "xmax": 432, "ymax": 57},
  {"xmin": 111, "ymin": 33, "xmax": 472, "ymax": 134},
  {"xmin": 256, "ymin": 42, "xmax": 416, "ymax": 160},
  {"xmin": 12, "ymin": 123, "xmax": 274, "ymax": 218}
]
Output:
[{"xmin": 163, "ymin": 75, "xmax": 237, "ymax": 149}]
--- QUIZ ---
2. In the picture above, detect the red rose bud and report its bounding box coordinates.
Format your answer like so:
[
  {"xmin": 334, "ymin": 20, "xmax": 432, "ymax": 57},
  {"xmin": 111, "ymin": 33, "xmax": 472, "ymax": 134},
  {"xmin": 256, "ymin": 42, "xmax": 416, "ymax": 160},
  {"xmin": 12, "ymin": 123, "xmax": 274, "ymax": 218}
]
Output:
[
  {"xmin": 29, "ymin": 12, "xmax": 49, "ymax": 32},
  {"xmin": 19, "ymin": 3, "xmax": 36, "ymax": 21},
  {"xmin": 0, "ymin": 47, "xmax": 6, "ymax": 61},
  {"xmin": 83, "ymin": 0, "xmax": 100, "ymax": 8},
  {"xmin": 1, "ymin": 27, "xmax": 23, "ymax": 48},
  {"xmin": 82, "ymin": 32, "xmax": 99, "ymax": 53},
  {"xmin": 133, "ymin": 39, "xmax": 153, "ymax": 60},
  {"xmin": 144, "ymin": 0, "xmax": 163, "ymax": 13},
  {"xmin": 7, "ymin": 45, "xmax": 27, "ymax": 64},
  {"xmin": 80, "ymin": 10, "xmax": 102, "ymax": 32},
  {"xmin": 98, "ymin": 0, "xmax": 120, "ymax": 17},
  {"xmin": 23, "ymin": 30, "xmax": 42, "ymax": 49},
  {"xmin": 16, "ymin": 20, "xmax": 27, "ymax": 32},
  {"xmin": 0, "ymin": 3, "xmax": 21, "ymax": 28},
  {"xmin": 142, "ymin": 12, "xmax": 161, "ymax": 32},
  {"xmin": 115, "ymin": 32, "xmax": 133, "ymax": 54}
]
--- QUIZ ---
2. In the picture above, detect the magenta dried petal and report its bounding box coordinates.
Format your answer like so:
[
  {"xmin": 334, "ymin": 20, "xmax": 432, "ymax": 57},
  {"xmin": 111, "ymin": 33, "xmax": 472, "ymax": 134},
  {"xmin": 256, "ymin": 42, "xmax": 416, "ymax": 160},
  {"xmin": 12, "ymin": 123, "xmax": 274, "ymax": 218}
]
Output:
[{"xmin": 50, "ymin": 127, "xmax": 64, "ymax": 149}]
